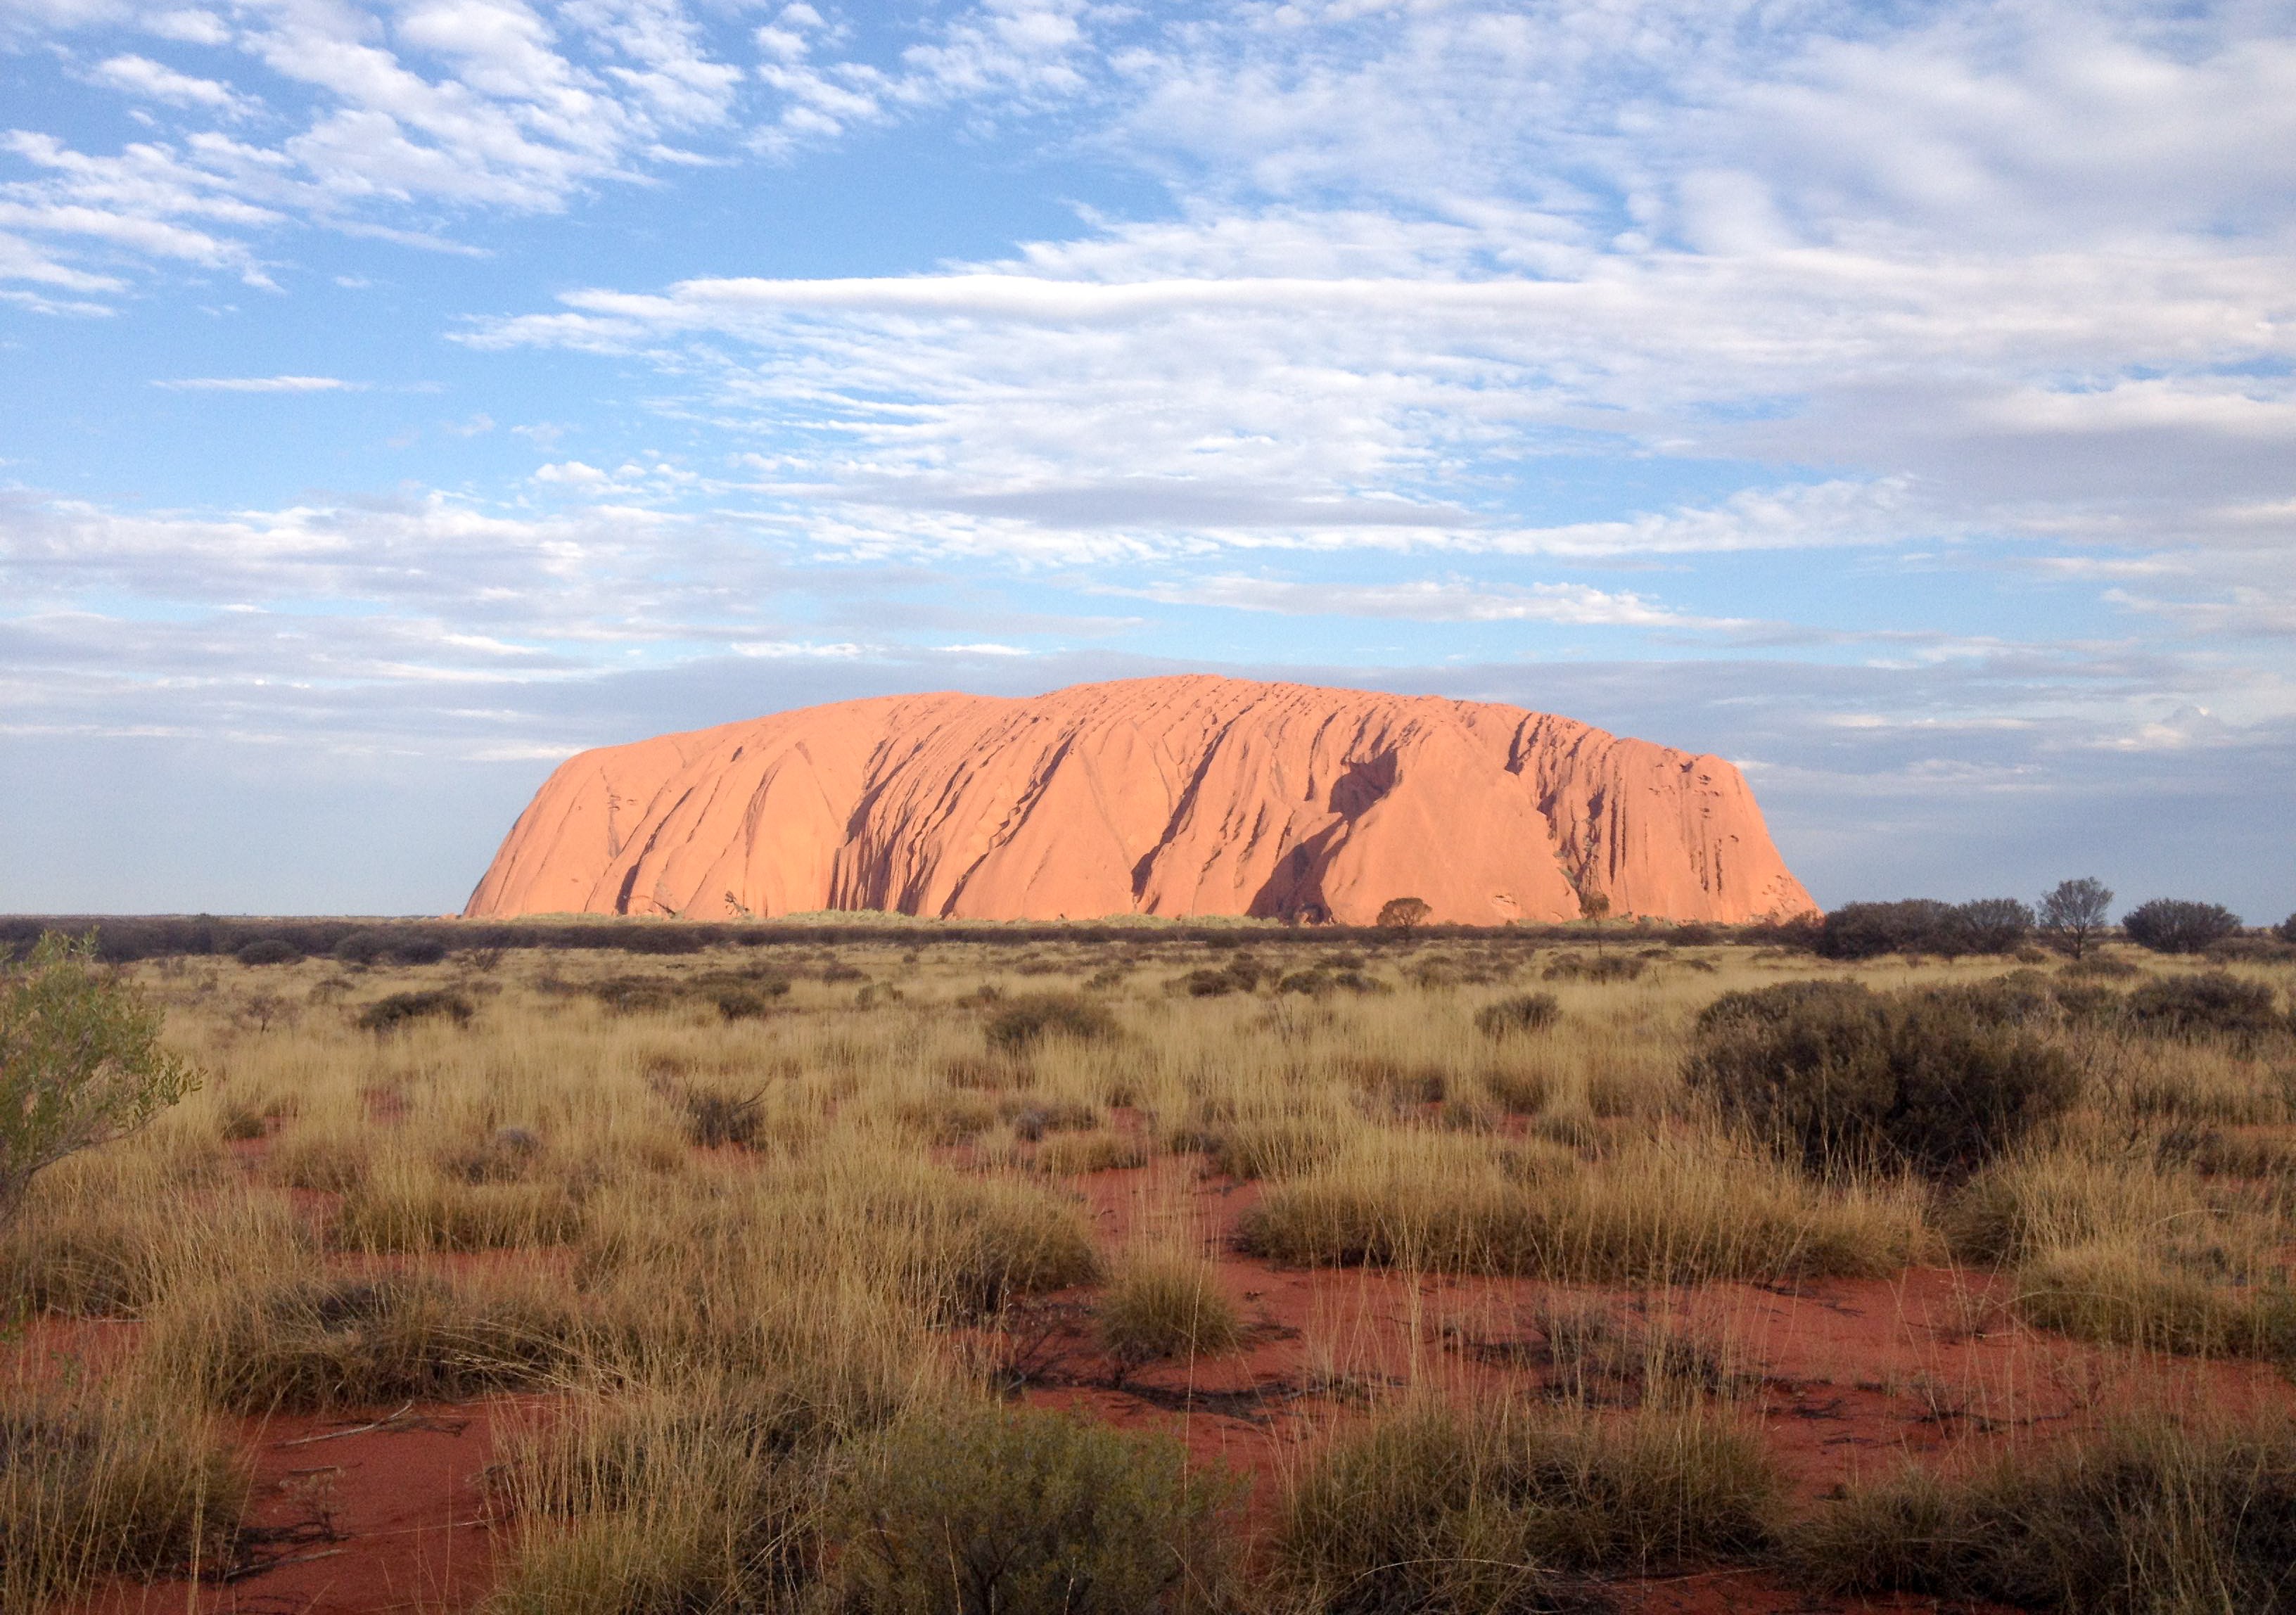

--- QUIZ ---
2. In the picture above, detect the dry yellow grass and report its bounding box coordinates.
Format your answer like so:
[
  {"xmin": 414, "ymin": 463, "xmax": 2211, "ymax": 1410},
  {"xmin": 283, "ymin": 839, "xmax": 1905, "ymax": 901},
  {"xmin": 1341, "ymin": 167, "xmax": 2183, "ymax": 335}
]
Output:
[{"xmin": 2, "ymin": 929, "xmax": 2292, "ymax": 1611}]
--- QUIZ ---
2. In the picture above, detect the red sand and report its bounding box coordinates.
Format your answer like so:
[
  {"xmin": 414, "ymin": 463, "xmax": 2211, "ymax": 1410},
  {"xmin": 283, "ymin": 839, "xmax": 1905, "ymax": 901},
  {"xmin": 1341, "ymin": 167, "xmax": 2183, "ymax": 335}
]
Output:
[{"xmin": 27, "ymin": 1147, "xmax": 2294, "ymax": 1613}]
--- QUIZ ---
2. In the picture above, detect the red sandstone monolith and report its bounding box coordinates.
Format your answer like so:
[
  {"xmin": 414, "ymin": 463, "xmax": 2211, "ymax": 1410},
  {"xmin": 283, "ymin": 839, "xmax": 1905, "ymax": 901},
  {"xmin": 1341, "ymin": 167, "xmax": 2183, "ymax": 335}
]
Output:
[{"xmin": 464, "ymin": 675, "xmax": 1814, "ymax": 925}]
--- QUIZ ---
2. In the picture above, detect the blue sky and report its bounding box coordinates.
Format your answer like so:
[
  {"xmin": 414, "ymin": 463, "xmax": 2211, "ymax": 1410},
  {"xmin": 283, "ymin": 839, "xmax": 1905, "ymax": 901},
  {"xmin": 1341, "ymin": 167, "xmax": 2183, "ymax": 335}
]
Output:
[{"xmin": 4, "ymin": 0, "xmax": 2292, "ymax": 919}]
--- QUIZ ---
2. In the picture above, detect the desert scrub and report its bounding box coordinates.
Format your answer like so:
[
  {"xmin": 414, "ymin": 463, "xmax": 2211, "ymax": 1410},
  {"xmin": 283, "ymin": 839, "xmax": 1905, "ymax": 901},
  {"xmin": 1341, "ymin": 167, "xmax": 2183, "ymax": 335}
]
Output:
[
  {"xmin": 2125, "ymin": 970, "xmax": 2288, "ymax": 1045},
  {"xmin": 353, "ymin": 986, "xmax": 476, "ymax": 1032},
  {"xmin": 1277, "ymin": 1397, "xmax": 1778, "ymax": 1611},
  {"xmin": 2013, "ymin": 1241, "xmax": 2296, "ymax": 1360},
  {"xmin": 1237, "ymin": 1132, "xmax": 1927, "ymax": 1283},
  {"xmin": 834, "ymin": 1401, "xmax": 1238, "ymax": 1615},
  {"xmin": 983, "ymin": 992, "xmax": 1120, "ymax": 1053},
  {"xmin": 1475, "ymin": 990, "xmax": 1562, "ymax": 1038},
  {"xmin": 0, "ymin": 1384, "xmax": 247, "ymax": 1609},
  {"xmin": 0, "ymin": 1173, "xmax": 310, "ymax": 1317},
  {"xmin": 1792, "ymin": 1414, "xmax": 2296, "ymax": 1611},
  {"xmin": 143, "ymin": 1270, "xmax": 582, "ymax": 1412},
  {"xmin": 1097, "ymin": 1256, "xmax": 1242, "ymax": 1370},
  {"xmin": 1684, "ymin": 978, "xmax": 2078, "ymax": 1180},
  {"xmin": 485, "ymin": 1376, "xmax": 850, "ymax": 1615},
  {"xmin": 332, "ymin": 1161, "xmax": 587, "ymax": 1253}
]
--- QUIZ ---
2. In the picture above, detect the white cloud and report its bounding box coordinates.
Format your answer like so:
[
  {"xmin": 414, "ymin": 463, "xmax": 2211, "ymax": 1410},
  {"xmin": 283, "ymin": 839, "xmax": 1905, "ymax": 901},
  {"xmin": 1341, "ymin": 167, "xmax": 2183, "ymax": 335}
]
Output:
[
  {"xmin": 1119, "ymin": 573, "xmax": 1748, "ymax": 630},
  {"xmin": 153, "ymin": 373, "xmax": 362, "ymax": 390},
  {"xmin": 91, "ymin": 53, "xmax": 254, "ymax": 115}
]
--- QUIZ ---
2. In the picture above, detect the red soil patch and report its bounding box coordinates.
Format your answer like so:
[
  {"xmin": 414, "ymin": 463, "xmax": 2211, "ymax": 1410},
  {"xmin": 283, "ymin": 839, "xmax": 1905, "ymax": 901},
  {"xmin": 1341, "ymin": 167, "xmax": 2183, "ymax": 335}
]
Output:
[
  {"xmin": 77, "ymin": 1396, "xmax": 527, "ymax": 1615},
  {"xmin": 31, "ymin": 1146, "xmax": 2296, "ymax": 1613}
]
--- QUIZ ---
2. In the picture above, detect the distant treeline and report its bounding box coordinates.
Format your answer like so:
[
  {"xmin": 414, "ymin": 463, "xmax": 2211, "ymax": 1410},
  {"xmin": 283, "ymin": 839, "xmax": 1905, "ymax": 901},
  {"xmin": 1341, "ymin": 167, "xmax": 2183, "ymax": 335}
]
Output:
[
  {"xmin": 5, "ymin": 900, "xmax": 2288, "ymax": 965},
  {"xmin": 5, "ymin": 912, "xmax": 1809, "ymax": 964}
]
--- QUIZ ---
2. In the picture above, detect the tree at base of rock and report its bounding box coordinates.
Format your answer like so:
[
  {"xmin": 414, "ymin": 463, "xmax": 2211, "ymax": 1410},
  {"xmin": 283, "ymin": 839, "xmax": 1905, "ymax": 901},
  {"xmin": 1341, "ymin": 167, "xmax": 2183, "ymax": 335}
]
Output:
[{"xmin": 1377, "ymin": 897, "xmax": 1432, "ymax": 934}]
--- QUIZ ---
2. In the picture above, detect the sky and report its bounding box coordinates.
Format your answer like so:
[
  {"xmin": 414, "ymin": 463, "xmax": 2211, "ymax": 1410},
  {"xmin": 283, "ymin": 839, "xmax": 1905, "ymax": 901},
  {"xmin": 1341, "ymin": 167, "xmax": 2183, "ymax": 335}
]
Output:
[{"xmin": 2, "ymin": 0, "xmax": 2292, "ymax": 920}]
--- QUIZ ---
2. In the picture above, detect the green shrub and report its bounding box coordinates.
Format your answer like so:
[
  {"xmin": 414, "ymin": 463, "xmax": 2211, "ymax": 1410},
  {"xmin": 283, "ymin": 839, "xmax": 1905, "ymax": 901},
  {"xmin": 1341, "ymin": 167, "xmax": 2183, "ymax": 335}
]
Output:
[
  {"xmin": 2122, "ymin": 898, "xmax": 2242, "ymax": 955},
  {"xmin": 354, "ymin": 988, "xmax": 475, "ymax": 1033},
  {"xmin": 1683, "ymin": 979, "xmax": 2077, "ymax": 1180},
  {"xmin": 833, "ymin": 1403, "xmax": 1236, "ymax": 1615},
  {"xmin": 1475, "ymin": 992, "xmax": 1561, "ymax": 1037},
  {"xmin": 1, "ymin": 930, "xmax": 200, "ymax": 1217},
  {"xmin": 233, "ymin": 936, "xmax": 300, "ymax": 966},
  {"xmin": 1277, "ymin": 1399, "xmax": 1777, "ymax": 1612},
  {"xmin": 2277, "ymin": 913, "xmax": 2296, "ymax": 946},
  {"xmin": 1792, "ymin": 1416, "xmax": 2296, "ymax": 1611},
  {"xmin": 984, "ymin": 992, "xmax": 1121, "ymax": 1052},
  {"xmin": 2125, "ymin": 971, "xmax": 2284, "ymax": 1042}
]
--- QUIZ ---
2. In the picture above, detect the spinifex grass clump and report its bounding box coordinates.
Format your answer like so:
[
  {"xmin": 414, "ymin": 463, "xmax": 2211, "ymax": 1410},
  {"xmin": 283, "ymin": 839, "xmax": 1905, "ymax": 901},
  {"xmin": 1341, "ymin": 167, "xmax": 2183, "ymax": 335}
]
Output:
[
  {"xmin": 1237, "ymin": 1130, "xmax": 1925, "ymax": 1283},
  {"xmin": 144, "ymin": 1271, "xmax": 581, "ymax": 1412},
  {"xmin": 1683, "ymin": 978, "xmax": 2077, "ymax": 1180},
  {"xmin": 1793, "ymin": 1415, "xmax": 2296, "ymax": 1612},
  {"xmin": 0, "ymin": 1384, "xmax": 247, "ymax": 1609},
  {"xmin": 1277, "ymin": 1397, "xmax": 1778, "ymax": 1611},
  {"xmin": 485, "ymin": 1372, "xmax": 874, "ymax": 1615},
  {"xmin": 1097, "ymin": 1255, "xmax": 1243, "ymax": 1371},
  {"xmin": 835, "ymin": 1402, "xmax": 1238, "ymax": 1615}
]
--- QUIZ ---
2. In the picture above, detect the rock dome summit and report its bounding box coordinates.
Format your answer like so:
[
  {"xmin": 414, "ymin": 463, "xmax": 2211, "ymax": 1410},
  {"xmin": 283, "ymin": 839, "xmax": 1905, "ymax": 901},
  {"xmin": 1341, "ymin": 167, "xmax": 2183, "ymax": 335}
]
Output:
[{"xmin": 464, "ymin": 675, "xmax": 1815, "ymax": 926}]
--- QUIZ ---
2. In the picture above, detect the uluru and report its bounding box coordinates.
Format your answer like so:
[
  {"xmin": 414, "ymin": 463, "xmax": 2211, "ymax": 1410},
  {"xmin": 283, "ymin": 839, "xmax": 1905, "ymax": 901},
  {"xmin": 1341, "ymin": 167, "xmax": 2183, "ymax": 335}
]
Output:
[{"xmin": 464, "ymin": 675, "xmax": 1815, "ymax": 926}]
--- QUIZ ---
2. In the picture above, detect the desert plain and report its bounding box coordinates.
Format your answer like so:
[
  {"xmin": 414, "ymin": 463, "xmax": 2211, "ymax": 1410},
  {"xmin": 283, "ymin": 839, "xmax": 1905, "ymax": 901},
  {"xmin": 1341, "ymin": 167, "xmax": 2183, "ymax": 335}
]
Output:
[{"xmin": 8, "ymin": 916, "xmax": 2296, "ymax": 1615}]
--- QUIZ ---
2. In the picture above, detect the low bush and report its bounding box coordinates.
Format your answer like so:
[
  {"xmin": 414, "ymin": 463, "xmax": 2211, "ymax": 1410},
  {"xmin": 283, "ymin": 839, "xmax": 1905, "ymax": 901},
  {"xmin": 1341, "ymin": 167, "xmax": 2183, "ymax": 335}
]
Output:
[
  {"xmin": 984, "ymin": 992, "xmax": 1121, "ymax": 1052},
  {"xmin": 2125, "ymin": 971, "xmax": 2285, "ymax": 1042},
  {"xmin": 2122, "ymin": 898, "xmax": 2242, "ymax": 955},
  {"xmin": 1179, "ymin": 956, "xmax": 1266, "ymax": 997},
  {"xmin": 1277, "ymin": 1398, "xmax": 1778, "ymax": 1611},
  {"xmin": 680, "ymin": 1086, "xmax": 767, "ymax": 1148},
  {"xmin": 834, "ymin": 1403, "xmax": 1237, "ymax": 1615},
  {"xmin": 233, "ymin": 936, "xmax": 300, "ymax": 966},
  {"xmin": 0, "ymin": 1389, "xmax": 248, "ymax": 1609},
  {"xmin": 1097, "ymin": 1257, "xmax": 1243, "ymax": 1370},
  {"xmin": 354, "ymin": 988, "xmax": 476, "ymax": 1033},
  {"xmin": 1541, "ymin": 952, "xmax": 1647, "ymax": 983},
  {"xmin": 1792, "ymin": 1415, "xmax": 2296, "ymax": 1611},
  {"xmin": 1683, "ymin": 978, "xmax": 2077, "ymax": 1180},
  {"xmin": 2278, "ymin": 912, "xmax": 2296, "ymax": 945},
  {"xmin": 331, "ymin": 927, "xmax": 395, "ymax": 964},
  {"xmin": 1476, "ymin": 992, "xmax": 1561, "ymax": 1037}
]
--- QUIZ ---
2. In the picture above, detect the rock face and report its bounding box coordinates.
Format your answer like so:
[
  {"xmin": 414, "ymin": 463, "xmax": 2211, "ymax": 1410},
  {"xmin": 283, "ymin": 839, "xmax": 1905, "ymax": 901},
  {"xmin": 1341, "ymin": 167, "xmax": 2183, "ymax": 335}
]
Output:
[{"xmin": 464, "ymin": 675, "xmax": 1815, "ymax": 926}]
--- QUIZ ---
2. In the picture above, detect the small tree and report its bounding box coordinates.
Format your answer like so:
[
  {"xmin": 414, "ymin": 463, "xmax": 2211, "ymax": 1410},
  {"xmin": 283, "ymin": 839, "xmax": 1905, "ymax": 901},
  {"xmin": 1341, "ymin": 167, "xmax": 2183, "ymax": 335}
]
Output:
[
  {"xmin": 2122, "ymin": 898, "xmax": 2241, "ymax": 955},
  {"xmin": 1576, "ymin": 888, "xmax": 1612, "ymax": 921},
  {"xmin": 2038, "ymin": 878, "xmax": 2115, "ymax": 959},
  {"xmin": 1376, "ymin": 897, "xmax": 1432, "ymax": 934},
  {"xmin": 2275, "ymin": 913, "xmax": 2296, "ymax": 947},
  {"xmin": 1, "ymin": 931, "xmax": 198, "ymax": 1217},
  {"xmin": 1946, "ymin": 898, "xmax": 2034, "ymax": 955}
]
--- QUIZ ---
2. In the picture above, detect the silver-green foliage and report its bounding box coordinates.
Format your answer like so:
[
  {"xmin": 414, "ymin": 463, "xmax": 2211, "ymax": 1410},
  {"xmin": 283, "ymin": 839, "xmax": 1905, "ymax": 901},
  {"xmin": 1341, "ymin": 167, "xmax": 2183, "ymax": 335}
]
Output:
[{"xmin": 1, "ymin": 931, "xmax": 197, "ymax": 1215}]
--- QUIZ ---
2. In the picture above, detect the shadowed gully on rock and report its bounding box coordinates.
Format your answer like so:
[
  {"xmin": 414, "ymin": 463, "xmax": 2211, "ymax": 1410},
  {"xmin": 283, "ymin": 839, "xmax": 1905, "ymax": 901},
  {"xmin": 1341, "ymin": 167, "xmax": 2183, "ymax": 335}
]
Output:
[{"xmin": 464, "ymin": 675, "xmax": 1815, "ymax": 926}]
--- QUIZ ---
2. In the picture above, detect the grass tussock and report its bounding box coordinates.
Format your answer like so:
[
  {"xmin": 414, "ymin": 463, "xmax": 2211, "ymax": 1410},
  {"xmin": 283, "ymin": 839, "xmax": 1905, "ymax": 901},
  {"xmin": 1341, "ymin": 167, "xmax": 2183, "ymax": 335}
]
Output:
[
  {"xmin": 1277, "ymin": 1397, "xmax": 1778, "ymax": 1612},
  {"xmin": 1793, "ymin": 1413, "xmax": 2296, "ymax": 1612},
  {"xmin": 1237, "ymin": 1132, "xmax": 1927, "ymax": 1282},
  {"xmin": 834, "ymin": 1402, "xmax": 1238, "ymax": 1615},
  {"xmin": 1097, "ymin": 1256, "xmax": 1244, "ymax": 1370},
  {"xmin": 0, "ymin": 1382, "xmax": 247, "ymax": 1610},
  {"xmin": 142, "ymin": 1271, "xmax": 581, "ymax": 1412}
]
